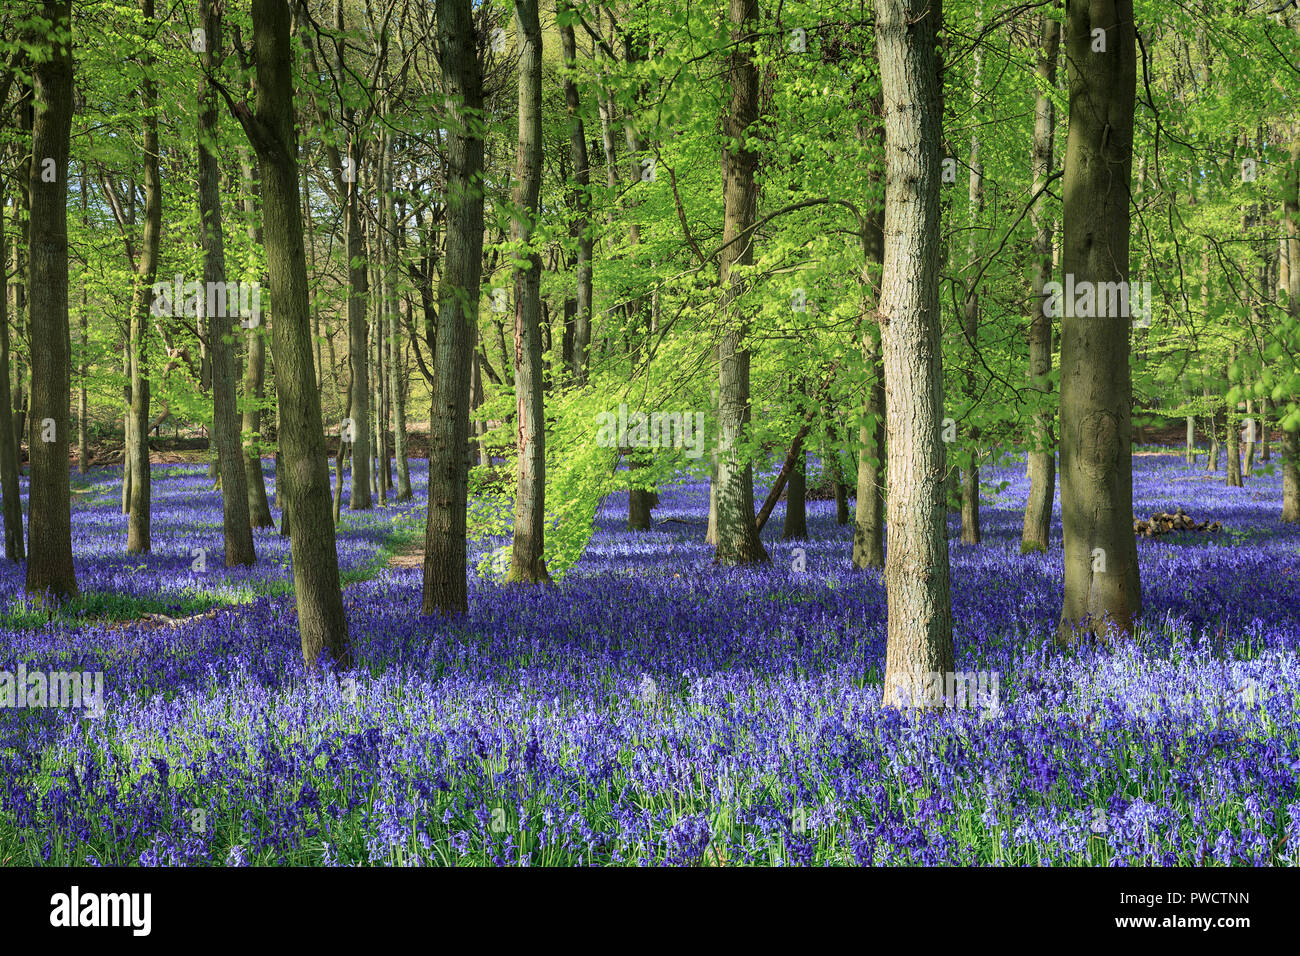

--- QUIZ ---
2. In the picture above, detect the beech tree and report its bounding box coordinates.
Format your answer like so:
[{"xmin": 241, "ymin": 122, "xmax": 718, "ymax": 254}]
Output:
[
  {"xmin": 877, "ymin": 0, "xmax": 954, "ymax": 704},
  {"xmin": 24, "ymin": 0, "xmax": 76, "ymax": 601}
]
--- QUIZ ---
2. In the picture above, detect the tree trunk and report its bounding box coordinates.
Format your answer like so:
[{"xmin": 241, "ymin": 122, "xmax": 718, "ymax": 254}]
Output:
[
  {"xmin": 959, "ymin": 7, "xmax": 984, "ymax": 547},
  {"xmin": 877, "ymin": 0, "xmax": 954, "ymax": 705},
  {"xmin": 853, "ymin": 117, "xmax": 887, "ymax": 571},
  {"xmin": 77, "ymin": 166, "xmax": 89, "ymax": 474},
  {"xmin": 506, "ymin": 0, "xmax": 551, "ymax": 584},
  {"xmin": 235, "ymin": 0, "xmax": 350, "ymax": 667},
  {"xmin": 853, "ymin": 321, "xmax": 886, "ymax": 569},
  {"xmin": 200, "ymin": 0, "xmax": 255, "ymax": 566},
  {"xmin": 1058, "ymin": 0, "xmax": 1141, "ymax": 641},
  {"xmin": 1022, "ymin": 11, "xmax": 1059, "ymax": 554},
  {"xmin": 714, "ymin": 0, "xmax": 768, "ymax": 567},
  {"xmin": 0, "ymin": 188, "xmax": 25, "ymax": 560},
  {"xmin": 781, "ymin": 443, "xmax": 807, "ymax": 540},
  {"xmin": 126, "ymin": 0, "xmax": 160, "ymax": 556},
  {"xmin": 560, "ymin": 2, "xmax": 593, "ymax": 385},
  {"xmin": 24, "ymin": 0, "xmax": 77, "ymax": 600},
  {"xmin": 422, "ymin": 0, "xmax": 484, "ymax": 614},
  {"xmin": 238, "ymin": 147, "xmax": 275, "ymax": 527}
]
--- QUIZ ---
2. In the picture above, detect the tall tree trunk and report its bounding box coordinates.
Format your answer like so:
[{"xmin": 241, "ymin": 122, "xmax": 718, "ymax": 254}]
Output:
[
  {"xmin": 234, "ymin": 0, "xmax": 350, "ymax": 667},
  {"xmin": 559, "ymin": 2, "xmax": 593, "ymax": 385},
  {"xmin": 877, "ymin": 0, "xmax": 954, "ymax": 705},
  {"xmin": 386, "ymin": 152, "xmax": 411, "ymax": 501},
  {"xmin": 714, "ymin": 0, "xmax": 768, "ymax": 567},
  {"xmin": 959, "ymin": 5, "xmax": 984, "ymax": 546},
  {"xmin": 1058, "ymin": 0, "xmax": 1141, "ymax": 640},
  {"xmin": 1283, "ymin": 129, "xmax": 1300, "ymax": 521},
  {"xmin": 1022, "ymin": 11, "xmax": 1059, "ymax": 553},
  {"xmin": 200, "ymin": 0, "xmax": 255, "ymax": 566},
  {"xmin": 238, "ymin": 147, "xmax": 276, "ymax": 527},
  {"xmin": 25, "ymin": 0, "xmax": 77, "ymax": 600},
  {"xmin": 853, "ymin": 110, "xmax": 887, "ymax": 570},
  {"xmin": 346, "ymin": 169, "xmax": 371, "ymax": 511},
  {"xmin": 0, "ymin": 189, "xmax": 25, "ymax": 560},
  {"xmin": 506, "ymin": 0, "xmax": 551, "ymax": 584},
  {"xmin": 126, "ymin": 0, "xmax": 160, "ymax": 556},
  {"xmin": 77, "ymin": 166, "xmax": 89, "ymax": 474}
]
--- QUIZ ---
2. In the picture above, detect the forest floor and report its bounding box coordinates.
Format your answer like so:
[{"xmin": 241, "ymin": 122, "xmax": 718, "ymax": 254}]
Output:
[{"xmin": 0, "ymin": 448, "xmax": 1297, "ymax": 865}]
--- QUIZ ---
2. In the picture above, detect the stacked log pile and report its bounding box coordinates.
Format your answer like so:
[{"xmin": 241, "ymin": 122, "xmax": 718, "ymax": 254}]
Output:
[{"xmin": 1133, "ymin": 507, "xmax": 1223, "ymax": 537}]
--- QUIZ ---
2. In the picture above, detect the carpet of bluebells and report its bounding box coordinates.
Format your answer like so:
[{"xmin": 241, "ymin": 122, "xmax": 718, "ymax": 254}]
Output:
[{"xmin": 1, "ymin": 450, "xmax": 1299, "ymax": 866}]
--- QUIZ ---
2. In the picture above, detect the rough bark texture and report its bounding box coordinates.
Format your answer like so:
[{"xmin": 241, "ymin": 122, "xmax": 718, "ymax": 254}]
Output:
[
  {"xmin": 238, "ymin": 148, "xmax": 276, "ymax": 527},
  {"xmin": 959, "ymin": 9, "xmax": 984, "ymax": 547},
  {"xmin": 853, "ymin": 235, "xmax": 886, "ymax": 570},
  {"xmin": 1023, "ymin": 13, "xmax": 1060, "ymax": 554},
  {"xmin": 422, "ymin": 0, "xmax": 484, "ymax": 614},
  {"xmin": 25, "ymin": 0, "xmax": 77, "ymax": 599},
  {"xmin": 1283, "ymin": 135, "xmax": 1300, "ymax": 522},
  {"xmin": 877, "ymin": 0, "xmax": 954, "ymax": 705},
  {"xmin": 238, "ymin": 0, "xmax": 350, "ymax": 667},
  {"xmin": 506, "ymin": 0, "xmax": 552, "ymax": 584},
  {"xmin": 781, "ymin": 443, "xmax": 807, "ymax": 540},
  {"xmin": 714, "ymin": 0, "xmax": 769, "ymax": 567},
  {"xmin": 200, "ymin": 0, "xmax": 255, "ymax": 566},
  {"xmin": 1058, "ymin": 0, "xmax": 1141, "ymax": 640},
  {"xmin": 0, "ymin": 190, "xmax": 24, "ymax": 560},
  {"xmin": 559, "ymin": 1, "xmax": 593, "ymax": 385},
  {"xmin": 126, "ymin": 0, "xmax": 160, "ymax": 555}
]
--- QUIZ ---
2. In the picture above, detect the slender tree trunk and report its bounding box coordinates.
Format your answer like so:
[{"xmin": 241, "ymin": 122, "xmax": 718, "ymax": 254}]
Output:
[
  {"xmin": 1022, "ymin": 11, "xmax": 1059, "ymax": 553},
  {"xmin": 781, "ymin": 442, "xmax": 807, "ymax": 540},
  {"xmin": 238, "ymin": 148, "xmax": 275, "ymax": 527},
  {"xmin": 200, "ymin": 0, "xmax": 255, "ymax": 566},
  {"xmin": 386, "ymin": 152, "xmax": 411, "ymax": 501},
  {"xmin": 506, "ymin": 0, "xmax": 551, "ymax": 584},
  {"xmin": 1058, "ymin": 0, "xmax": 1141, "ymax": 640},
  {"xmin": 714, "ymin": 0, "xmax": 768, "ymax": 567},
  {"xmin": 559, "ymin": 2, "xmax": 593, "ymax": 385},
  {"xmin": 1283, "ymin": 129, "xmax": 1300, "ymax": 522},
  {"xmin": 24, "ymin": 0, "xmax": 77, "ymax": 599},
  {"xmin": 1226, "ymin": 382, "xmax": 1243, "ymax": 488},
  {"xmin": 234, "ymin": 0, "xmax": 350, "ymax": 667},
  {"xmin": 877, "ymin": 0, "xmax": 954, "ymax": 705},
  {"xmin": 77, "ymin": 166, "xmax": 89, "ymax": 474},
  {"xmin": 346, "ymin": 176, "xmax": 371, "ymax": 510},
  {"xmin": 853, "ymin": 103, "xmax": 887, "ymax": 570},
  {"xmin": 0, "ymin": 190, "xmax": 25, "ymax": 560},
  {"xmin": 126, "ymin": 0, "xmax": 161, "ymax": 556},
  {"xmin": 959, "ymin": 6, "xmax": 984, "ymax": 547}
]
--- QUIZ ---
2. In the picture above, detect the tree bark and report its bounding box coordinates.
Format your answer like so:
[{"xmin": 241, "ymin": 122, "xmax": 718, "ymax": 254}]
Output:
[
  {"xmin": 238, "ymin": 147, "xmax": 276, "ymax": 527},
  {"xmin": 781, "ymin": 442, "xmax": 807, "ymax": 540},
  {"xmin": 505, "ymin": 0, "xmax": 551, "ymax": 584},
  {"xmin": 24, "ymin": 0, "xmax": 77, "ymax": 600},
  {"xmin": 1022, "ymin": 12, "xmax": 1059, "ymax": 553},
  {"xmin": 559, "ymin": 1, "xmax": 593, "ymax": 385},
  {"xmin": 1058, "ymin": 0, "xmax": 1141, "ymax": 640},
  {"xmin": 877, "ymin": 0, "xmax": 954, "ymax": 705},
  {"xmin": 422, "ymin": 0, "xmax": 485, "ymax": 613},
  {"xmin": 0, "ymin": 187, "xmax": 25, "ymax": 561},
  {"xmin": 200, "ymin": 0, "xmax": 255, "ymax": 566},
  {"xmin": 126, "ymin": 0, "xmax": 161, "ymax": 556},
  {"xmin": 234, "ymin": 0, "xmax": 350, "ymax": 667},
  {"xmin": 714, "ymin": 0, "xmax": 768, "ymax": 567}
]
